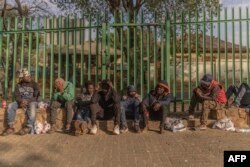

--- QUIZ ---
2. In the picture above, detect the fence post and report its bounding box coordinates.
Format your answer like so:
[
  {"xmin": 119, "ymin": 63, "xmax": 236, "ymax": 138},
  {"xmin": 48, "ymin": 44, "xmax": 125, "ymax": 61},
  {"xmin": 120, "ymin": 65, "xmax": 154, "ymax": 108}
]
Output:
[
  {"xmin": 0, "ymin": 17, "xmax": 3, "ymax": 67},
  {"xmin": 101, "ymin": 23, "xmax": 107, "ymax": 80},
  {"xmin": 165, "ymin": 18, "xmax": 171, "ymax": 87}
]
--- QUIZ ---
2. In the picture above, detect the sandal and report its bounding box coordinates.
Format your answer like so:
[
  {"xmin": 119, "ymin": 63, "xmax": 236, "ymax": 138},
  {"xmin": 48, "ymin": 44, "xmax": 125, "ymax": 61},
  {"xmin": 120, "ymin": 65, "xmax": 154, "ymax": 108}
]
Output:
[
  {"xmin": 19, "ymin": 127, "xmax": 32, "ymax": 136},
  {"xmin": 80, "ymin": 122, "xmax": 88, "ymax": 134},
  {"xmin": 74, "ymin": 120, "xmax": 81, "ymax": 136},
  {"xmin": 2, "ymin": 128, "xmax": 15, "ymax": 136}
]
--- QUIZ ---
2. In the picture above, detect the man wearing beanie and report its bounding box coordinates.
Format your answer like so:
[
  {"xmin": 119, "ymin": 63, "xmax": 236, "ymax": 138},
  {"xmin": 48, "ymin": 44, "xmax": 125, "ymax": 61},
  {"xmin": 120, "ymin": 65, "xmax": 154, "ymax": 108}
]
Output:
[
  {"xmin": 48, "ymin": 78, "xmax": 74, "ymax": 133},
  {"xmin": 2, "ymin": 68, "xmax": 39, "ymax": 136},
  {"xmin": 89, "ymin": 80, "xmax": 121, "ymax": 135},
  {"xmin": 140, "ymin": 80, "xmax": 172, "ymax": 134},
  {"xmin": 120, "ymin": 85, "xmax": 142, "ymax": 133},
  {"xmin": 187, "ymin": 74, "xmax": 227, "ymax": 130}
]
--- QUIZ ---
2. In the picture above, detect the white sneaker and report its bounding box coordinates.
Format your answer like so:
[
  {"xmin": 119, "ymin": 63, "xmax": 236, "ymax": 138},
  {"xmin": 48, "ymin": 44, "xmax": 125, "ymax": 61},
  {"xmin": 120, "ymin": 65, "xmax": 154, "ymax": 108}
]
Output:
[
  {"xmin": 113, "ymin": 125, "xmax": 120, "ymax": 135},
  {"xmin": 90, "ymin": 125, "xmax": 97, "ymax": 135}
]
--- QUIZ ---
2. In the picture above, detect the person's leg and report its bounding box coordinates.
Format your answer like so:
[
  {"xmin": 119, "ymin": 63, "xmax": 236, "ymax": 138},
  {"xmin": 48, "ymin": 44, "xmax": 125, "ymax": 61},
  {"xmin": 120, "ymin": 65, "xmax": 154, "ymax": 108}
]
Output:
[
  {"xmin": 2, "ymin": 102, "xmax": 18, "ymax": 136},
  {"xmin": 226, "ymin": 85, "xmax": 239, "ymax": 100},
  {"xmin": 140, "ymin": 103, "xmax": 150, "ymax": 131},
  {"xmin": 65, "ymin": 100, "xmax": 74, "ymax": 131},
  {"xmin": 159, "ymin": 104, "xmax": 170, "ymax": 134},
  {"xmin": 120, "ymin": 101, "xmax": 128, "ymax": 129},
  {"xmin": 188, "ymin": 89, "xmax": 204, "ymax": 118},
  {"xmin": 133, "ymin": 100, "xmax": 141, "ymax": 132},
  {"xmin": 89, "ymin": 103, "xmax": 103, "ymax": 134},
  {"xmin": 236, "ymin": 83, "xmax": 250, "ymax": 106},
  {"xmin": 48, "ymin": 101, "xmax": 62, "ymax": 133},
  {"xmin": 26, "ymin": 102, "xmax": 37, "ymax": 128}
]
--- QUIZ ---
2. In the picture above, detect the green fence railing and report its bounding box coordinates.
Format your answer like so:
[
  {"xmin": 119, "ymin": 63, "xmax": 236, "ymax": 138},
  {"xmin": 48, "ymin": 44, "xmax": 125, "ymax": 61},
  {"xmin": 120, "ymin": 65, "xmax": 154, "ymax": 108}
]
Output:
[{"xmin": 0, "ymin": 7, "xmax": 250, "ymax": 112}]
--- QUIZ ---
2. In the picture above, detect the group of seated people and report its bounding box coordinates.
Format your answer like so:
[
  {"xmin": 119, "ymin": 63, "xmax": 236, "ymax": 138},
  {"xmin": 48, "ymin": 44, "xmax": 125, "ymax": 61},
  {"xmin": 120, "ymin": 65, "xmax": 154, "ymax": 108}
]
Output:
[{"xmin": 1, "ymin": 68, "xmax": 249, "ymax": 136}]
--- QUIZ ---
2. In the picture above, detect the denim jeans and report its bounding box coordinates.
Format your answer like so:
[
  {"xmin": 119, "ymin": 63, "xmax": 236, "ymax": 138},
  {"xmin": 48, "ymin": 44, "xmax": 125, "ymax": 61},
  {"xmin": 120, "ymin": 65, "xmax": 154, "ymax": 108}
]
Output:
[
  {"xmin": 7, "ymin": 101, "xmax": 37, "ymax": 128},
  {"xmin": 120, "ymin": 97, "xmax": 141, "ymax": 128},
  {"xmin": 73, "ymin": 107, "xmax": 91, "ymax": 123}
]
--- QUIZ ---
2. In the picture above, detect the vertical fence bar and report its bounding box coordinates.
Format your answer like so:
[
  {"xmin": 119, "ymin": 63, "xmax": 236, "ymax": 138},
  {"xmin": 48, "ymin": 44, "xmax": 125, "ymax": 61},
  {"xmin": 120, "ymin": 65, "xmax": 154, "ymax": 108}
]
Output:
[
  {"xmin": 203, "ymin": 9, "xmax": 206, "ymax": 74},
  {"xmin": 0, "ymin": 18, "xmax": 2, "ymax": 74},
  {"xmin": 161, "ymin": 25, "xmax": 164, "ymax": 80},
  {"xmin": 113, "ymin": 12, "xmax": 117, "ymax": 89},
  {"xmin": 188, "ymin": 12, "xmax": 191, "ymax": 100},
  {"xmin": 58, "ymin": 16, "xmax": 62, "ymax": 78},
  {"xmin": 195, "ymin": 11, "xmax": 199, "ymax": 87},
  {"xmin": 247, "ymin": 7, "xmax": 250, "ymax": 84},
  {"xmin": 239, "ymin": 7, "xmax": 243, "ymax": 83},
  {"xmin": 181, "ymin": 12, "xmax": 184, "ymax": 111},
  {"xmin": 217, "ymin": 7, "xmax": 221, "ymax": 82},
  {"xmin": 153, "ymin": 13, "xmax": 157, "ymax": 88},
  {"xmin": 95, "ymin": 15, "xmax": 100, "ymax": 83},
  {"xmin": 4, "ymin": 18, "xmax": 11, "ymax": 99},
  {"xmin": 35, "ymin": 17, "xmax": 40, "ymax": 82},
  {"xmin": 80, "ymin": 16, "xmax": 84, "ymax": 89},
  {"xmin": 127, "ymin": 12, "xmax": 130, "ymax": 86},
  {"xmin": 28, "ymin": 17, "xmax": 32, "ymax": 72},
  {"xmin": 21, "ymin": 17, "xmax": 26, "ymax": 68},
  {"xmin": 133, "ymin": 11, "xmax": 137, "ymax": 89},
  {"xmin": 12, "ymin": 17, "xmax": 18, "ymax": 100},
  {"xmin": 165, "ymin": 18, "xmax": 171, "ymax": 88},
  {"xmin": 224, "ymin": 8, "xmax": 228, "ymax": 89},
  {"xmin": 107, "ymin": 25, "xmax": 111, "ymax": 80},
  {"xmin": 88, "ymin": 14, "xmax": 92, "ymax": 80},
  {"xmin": 66, "ymin": 16, "xmax": 69, "ymax": 81},
  {"xmin": 120, "ymin": 12, "xmax": 124, "ymax": 92},
  {"xmin": 210, "ymin": 9, "xmax": 214, "ymax": 76},
  {"xmin": 146, "ymin": 26, "xmax": 150, "ymax": 93},
  {"xmin": 173, "ymin": 12, "xmax": 177, "ymax": 112},
  {"xmin": 232, "ymin": 8, "xmax": 235, "ymax": 85},
  {"xmin": 140, "ymin": 11, "xmax": 144, "ymax": 97},
  {"xmin": 101, "ymin": 23, "xmax": 107, "ymax": 80},
  {"xmin": 73, "ymin": 16, "xmax": 77, "ymax": 96},
  {"xmin": 49, "ymin": 17, "xmax": 55, "ymax": 98},
  {"xmin": 42, "ymin": 17, "xmax": 47, "ymax": 99}
]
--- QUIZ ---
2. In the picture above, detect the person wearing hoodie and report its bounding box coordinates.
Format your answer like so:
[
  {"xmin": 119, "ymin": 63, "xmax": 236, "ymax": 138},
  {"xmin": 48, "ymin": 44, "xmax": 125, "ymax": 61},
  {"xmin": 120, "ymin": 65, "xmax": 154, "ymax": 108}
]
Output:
[
  {"xmin": 140, "ymin": 80, "xmax": 172, "ymax": 134},
  {"xmin": 73, "ymin": 80, "xmax": 94, "ymax": 136},
  {"xmin": 187, "ymin": 74, "xmax": 227, "ymax": 130},
  {"xmin": 89, "ymin": 80, "xmax": 121, "ymax": 135},
  {"xmin": 120, "ymin": 85, "xmax": 142, "ymax": 133},
  {"xmin": 226, "ymin": 83, "xmax": 250, "ymax": 109},
  {"xmin": 2, "ymin": 68, "xmax": 39, "ymax": 136},
  {"xmin": 48, "ymin": 78, "xmax": 74, "ymax": 133}
]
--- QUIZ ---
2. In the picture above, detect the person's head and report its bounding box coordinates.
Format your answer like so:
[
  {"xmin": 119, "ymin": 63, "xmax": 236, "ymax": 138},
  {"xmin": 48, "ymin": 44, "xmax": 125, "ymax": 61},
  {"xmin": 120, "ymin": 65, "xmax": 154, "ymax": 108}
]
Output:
[
  {"xmin": 100, "ymin": 80, "xmax": 112, "ymax": 94},
  {"xmin": 200, "ymin": 74, "xmax": 213, "ymax": 89},
  {"xmin": 156, "ymin": 80, "xmax": 169, "ymax": 95},
  {"xmin": 85, "ymin": 80, "xmax": 95, "ymax": 94},
  {"xmin": 54, "ymin": 78, "xmax": 65, "ymax": 91},
  {"xmin": 18, "ymin": 68, "xmax": 31, "ymax": 82},
  {"xmin": 127, "ymin": 85, "xmax": 137, "ymax": 97}
]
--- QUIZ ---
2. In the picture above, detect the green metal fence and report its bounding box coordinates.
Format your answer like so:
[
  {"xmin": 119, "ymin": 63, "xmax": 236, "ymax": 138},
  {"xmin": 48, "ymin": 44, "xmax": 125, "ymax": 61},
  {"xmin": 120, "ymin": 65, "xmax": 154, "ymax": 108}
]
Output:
[{"xmin": 0, "ymin": 7, "xmax": 250, "ymax": 112}]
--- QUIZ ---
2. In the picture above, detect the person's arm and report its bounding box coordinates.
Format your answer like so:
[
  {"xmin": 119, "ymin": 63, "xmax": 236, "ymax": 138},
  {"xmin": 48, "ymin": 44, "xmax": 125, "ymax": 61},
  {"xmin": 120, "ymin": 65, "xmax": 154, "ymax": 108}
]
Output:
[
  {"xmin": 91, "ymin": 92, "xmax": 100, "ymax": 104},
  {"xmin": 111, "ymin": 89, "xmax": 120, "ymax": 103},
  {"xmin": 158, "ymin": 94, "xmax": 172, "ymax": 106},
  {"xmin": 15, "ymin": 84, "xmax": 22, "ymax": 104},
  {"xmin": 62, "ymin": 82, "xmax": 74, "ymax": 101},
  {"xmin": 209, "ymin": 85, "xmax": 221, "ymax": 100}
]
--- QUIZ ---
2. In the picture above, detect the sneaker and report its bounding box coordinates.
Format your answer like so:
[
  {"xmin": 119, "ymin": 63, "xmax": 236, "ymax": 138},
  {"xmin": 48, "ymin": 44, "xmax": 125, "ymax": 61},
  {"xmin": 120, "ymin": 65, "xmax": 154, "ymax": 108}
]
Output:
[
  {"xmin": 19, "ymin": 127, "xmax": 32, "ymax": 136},
  {"xmin": 195, "ymin": 124, "xmax": 207, "ymax": 130},
  {"xmin": 188, "ymin": 115, "xmax": 195, "ymax": 120},
  {"xmin": 113, "ymin": 125, "xmax": 120, "ymax": 135},
  {"xmin": 120, "ymin": 127, "xmax": 128, "ymax": 134},
  {"xmin": 135, "ymin": 125, "xmax": 141, "ymax": 133},
  {"xmin": 2, "ymin": 127, "xmax": 15, "ymax": 136},
  {"xmin": 47, "ymin": 124, "xmax": 57, "ymax": 134},
  {"xmin": 90, "ymin": 124, "xmax": 98, "ymax": 135},
  {"xmin": 65, "ymin": 123, "xmax": 71, "ymax": 133}
]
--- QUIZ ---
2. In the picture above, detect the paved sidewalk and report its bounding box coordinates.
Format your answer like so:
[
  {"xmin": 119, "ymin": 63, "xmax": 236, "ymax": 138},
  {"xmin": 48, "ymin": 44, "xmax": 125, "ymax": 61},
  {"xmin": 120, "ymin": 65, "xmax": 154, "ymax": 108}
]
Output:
[{"xmin": 1, "ymin": 127, "xmax": 250, "ymax": 167}]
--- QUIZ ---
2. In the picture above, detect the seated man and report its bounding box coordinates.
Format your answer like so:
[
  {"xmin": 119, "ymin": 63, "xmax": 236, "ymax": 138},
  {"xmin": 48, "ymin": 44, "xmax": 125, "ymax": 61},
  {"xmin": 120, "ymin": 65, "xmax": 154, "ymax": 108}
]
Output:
[
  {"xmin": 89, "ymin": 80, "xmax": 121, "ymax": 135},
  {"xmin": 2, "ymin": 68, "xmax": 39, "ymax": 136},
  {"xmin": 120, "ymin": 85, "xmax": 142, "ymax": 133},
  {"xmin": 140, "ymin": 80, "xmax": 171, "ymax": 134},
  {"xmin": 48, "ymin": 78, "xmax": 74, "ymax": 133},
  {"xmin": 187, "ymin": 74, "xmax": 227, "ymax": 130},
  {"xmin": 226, "ymin": 83, "xmax": 250, "ymax": 108},
  {"xmin": 73, "ymin": 81, "xmax": 94, "ymax": 136}
]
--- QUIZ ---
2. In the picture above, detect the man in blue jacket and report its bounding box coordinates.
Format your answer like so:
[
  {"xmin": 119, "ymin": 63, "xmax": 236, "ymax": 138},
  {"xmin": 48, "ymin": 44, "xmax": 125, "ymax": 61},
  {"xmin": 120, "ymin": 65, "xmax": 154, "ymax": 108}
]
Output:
[{"xmin": 140, "ymin": 80, "xmax": 172, "ymax": 134}]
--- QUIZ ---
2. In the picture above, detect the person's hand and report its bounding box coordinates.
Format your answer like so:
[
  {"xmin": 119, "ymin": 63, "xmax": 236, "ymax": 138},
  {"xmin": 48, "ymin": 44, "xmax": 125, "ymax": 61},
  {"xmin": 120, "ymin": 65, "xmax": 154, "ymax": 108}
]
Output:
[
  {"xmin": 153, "ymin": 102, "xmax": 161, "ymax": 111},
  {"xmin": 122, "ymin": 95, "xmax": 127, "ymax": 100},
  {"xmin": 20, "ymin": 100, "xmax": 28, "ymax": 108}
]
